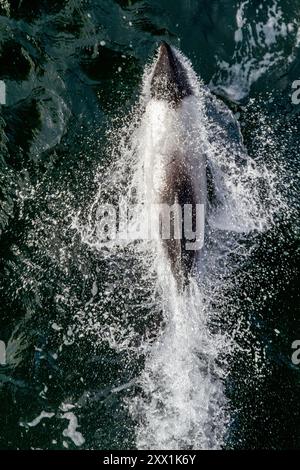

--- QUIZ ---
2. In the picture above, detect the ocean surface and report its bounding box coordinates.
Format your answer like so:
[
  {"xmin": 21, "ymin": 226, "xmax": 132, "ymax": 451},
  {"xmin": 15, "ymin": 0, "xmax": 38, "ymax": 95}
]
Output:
[{"xmin": 0, "ymin": 0, "xmax": 300, "ymax": 450}]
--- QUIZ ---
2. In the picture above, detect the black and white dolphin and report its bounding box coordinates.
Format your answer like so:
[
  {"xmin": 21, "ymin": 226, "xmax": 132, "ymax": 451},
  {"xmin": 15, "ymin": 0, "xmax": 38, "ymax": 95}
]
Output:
[{"xmin": 143, "ymin": 42, "xmax": 207, "ymax": 289}]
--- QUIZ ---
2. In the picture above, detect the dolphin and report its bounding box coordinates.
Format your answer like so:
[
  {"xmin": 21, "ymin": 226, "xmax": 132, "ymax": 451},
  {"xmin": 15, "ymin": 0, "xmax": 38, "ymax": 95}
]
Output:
[{"xmin": 147, "ymin": 42, "xmax": 207, "ymax": 289}]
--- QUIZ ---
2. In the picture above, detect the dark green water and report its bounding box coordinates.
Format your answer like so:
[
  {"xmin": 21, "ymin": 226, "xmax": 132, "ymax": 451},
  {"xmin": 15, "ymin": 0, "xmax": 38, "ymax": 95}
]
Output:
[{"xmin": 0, "ymin": 0, "xmax": 300, "ymax": 450}]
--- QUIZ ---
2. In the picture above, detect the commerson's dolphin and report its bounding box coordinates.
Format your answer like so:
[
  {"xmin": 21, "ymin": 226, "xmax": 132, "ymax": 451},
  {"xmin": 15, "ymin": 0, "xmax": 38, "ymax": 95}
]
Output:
[{"xmin": 146, "ymin": 42, "xmax": 207, "ymax": 289}]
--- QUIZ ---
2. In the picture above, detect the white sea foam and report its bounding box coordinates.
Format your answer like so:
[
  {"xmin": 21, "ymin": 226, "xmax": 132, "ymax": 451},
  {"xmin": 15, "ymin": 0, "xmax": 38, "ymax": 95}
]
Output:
[
  {"xmin": 62, "ymin": 412, "xmax": 85, "ymax": 447},
  {"xmin": 211, "ymin": 0, "xmax": 300, "ymax": 102},
  {"xmin": 21, "ymin": 411, "xmax": 55, "ymax": 428}
]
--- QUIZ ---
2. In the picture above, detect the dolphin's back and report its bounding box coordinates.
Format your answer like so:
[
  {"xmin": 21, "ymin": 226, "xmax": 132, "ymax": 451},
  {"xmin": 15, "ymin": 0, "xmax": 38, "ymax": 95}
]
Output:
[
  {"xmin": 149, "ymin": 42, "xmax": 206, "ymax": 289},
  {"xmin": 159, "ymin": 157, "xmax": 197, "ymax": 289}
]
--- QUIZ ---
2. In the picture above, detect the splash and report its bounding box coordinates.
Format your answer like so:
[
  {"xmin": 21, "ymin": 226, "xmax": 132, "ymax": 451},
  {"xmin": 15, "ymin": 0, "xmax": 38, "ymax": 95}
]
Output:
[
  {"xmin": 71, "ymin": 46, "xmax": 285, "ymax": 449},
  {"xmin": 8, "ymin": 43, "xmax": 287, "ymax": 450}
]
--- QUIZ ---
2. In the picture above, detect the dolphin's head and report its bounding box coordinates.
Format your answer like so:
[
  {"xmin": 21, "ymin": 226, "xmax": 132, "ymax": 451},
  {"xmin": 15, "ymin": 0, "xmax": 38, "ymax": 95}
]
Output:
[{"xmin": 150, "ymin": 42, "xmax": 192, "ymax": 105}]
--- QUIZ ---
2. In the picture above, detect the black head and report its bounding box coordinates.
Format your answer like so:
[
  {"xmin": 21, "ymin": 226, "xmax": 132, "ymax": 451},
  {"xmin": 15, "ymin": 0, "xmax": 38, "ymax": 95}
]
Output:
[{"xmin": 150, "ymin": 42, "xmax": 193, "ymax": 105}]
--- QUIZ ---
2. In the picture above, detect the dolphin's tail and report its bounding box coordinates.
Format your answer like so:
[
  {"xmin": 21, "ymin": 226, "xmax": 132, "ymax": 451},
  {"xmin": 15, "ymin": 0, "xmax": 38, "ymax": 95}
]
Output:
[{"xmin": 150, "ymin": 42, "xmax": 192, "ymax": 104}]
